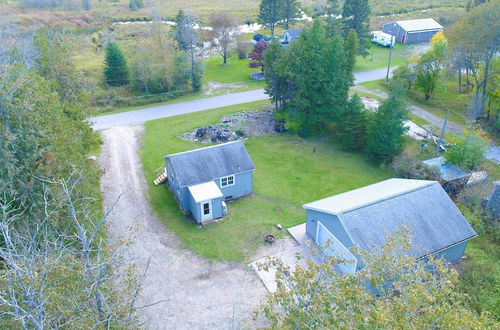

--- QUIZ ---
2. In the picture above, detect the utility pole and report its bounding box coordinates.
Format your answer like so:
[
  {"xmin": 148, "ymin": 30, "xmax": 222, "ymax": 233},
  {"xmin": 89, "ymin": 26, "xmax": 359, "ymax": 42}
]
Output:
[
  {"xmin": 385, "ymin": 35, "xmax": 394, "ymax": 82},
  {"xmin": 435, "ymin": 109, "xmax": 449, "ymax": 157}
]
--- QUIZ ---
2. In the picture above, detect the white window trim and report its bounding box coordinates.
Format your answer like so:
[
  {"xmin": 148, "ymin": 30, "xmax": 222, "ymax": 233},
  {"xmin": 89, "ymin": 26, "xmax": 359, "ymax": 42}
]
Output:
[
  {"xmin": 201, "ymin": 200, "xmax": 212, "ymax": 219},
  {"xmin": 220, "ymin": 175, "xmax": 235, "ymax": 188}
]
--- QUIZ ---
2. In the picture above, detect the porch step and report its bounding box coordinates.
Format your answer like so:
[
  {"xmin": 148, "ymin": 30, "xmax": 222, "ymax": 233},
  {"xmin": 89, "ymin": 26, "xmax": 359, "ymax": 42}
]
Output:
[{"xmin": 153, "ymin": 172, "xmax": 167, "ymax": 185}]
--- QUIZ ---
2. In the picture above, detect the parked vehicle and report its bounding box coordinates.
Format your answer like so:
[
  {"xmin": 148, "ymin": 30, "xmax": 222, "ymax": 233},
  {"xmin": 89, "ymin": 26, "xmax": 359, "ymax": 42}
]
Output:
[{"xmin": 371, "ymin": 31, "xmax": 395, "ymax": 47}]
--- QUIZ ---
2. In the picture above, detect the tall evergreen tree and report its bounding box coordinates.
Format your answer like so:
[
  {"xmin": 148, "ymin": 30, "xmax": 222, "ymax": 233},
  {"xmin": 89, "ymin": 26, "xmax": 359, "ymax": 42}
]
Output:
[
  {"xmin": 343, "ymin": 29, "xmax": 358, "ymax": 87},
  {"xmin": 173, "ymin": 9, "xmax": 189, "ymax": 50},
  {"xmin": 103, "ymin": 42, "xmax": 128, "ymax": 86},
  {"xmin": 286, "ymin": 20, "xmax": 350, "ymax": 136},
  {"xmin": 258, "ymin": 0, "xmax": 282, "ymax": 37},
  {"xmin": 337, "ymin": 94, "xmax": 367, "ymax": 150},
  {"xmin": 342, "ymin": 0, "xmax": 370, "ymax": 56},
  {"xmin": 173, "ymin": 10, "xmax": 203, "ymax": 92},
  {"xmin": 365, "ymin": 87, "xmax": 409, "ymax": 163},
  {"xmin": 282, "ymin": 0, "xmax": 300, "ymax": 29}
]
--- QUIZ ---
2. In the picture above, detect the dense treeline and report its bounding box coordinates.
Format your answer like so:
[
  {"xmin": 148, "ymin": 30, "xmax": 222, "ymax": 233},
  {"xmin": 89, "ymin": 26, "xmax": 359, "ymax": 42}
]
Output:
[
  {"xmin": 264, "ymin": 19, "xmax": 408, "ymax": 163},
  {"xmin": 0, "ymin": 26, "xmax": 140, "ymax": 328},
  {"xmin": 97, "ymin": 17, "xmax": 204, "ymax": 108}
]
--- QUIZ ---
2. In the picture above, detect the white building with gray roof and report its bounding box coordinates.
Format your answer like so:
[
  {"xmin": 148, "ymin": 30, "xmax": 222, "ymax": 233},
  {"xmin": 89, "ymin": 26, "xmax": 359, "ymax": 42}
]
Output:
[{"xmin": 303, "ymin": 178, "xmax": 476, "ymax": 274}]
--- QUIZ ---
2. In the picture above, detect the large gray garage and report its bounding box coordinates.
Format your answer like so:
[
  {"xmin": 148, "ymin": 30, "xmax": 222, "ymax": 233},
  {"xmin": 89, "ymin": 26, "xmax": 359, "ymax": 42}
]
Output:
[{"xmin": 382, "ymin": 18, "xmax": 443, "ymax": 44}]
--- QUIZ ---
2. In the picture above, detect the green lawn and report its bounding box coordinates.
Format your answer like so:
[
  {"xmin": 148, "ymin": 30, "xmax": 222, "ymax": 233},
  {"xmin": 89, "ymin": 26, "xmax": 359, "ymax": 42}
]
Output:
[
  {"xmin": 203, "ymin": 54, "xmax": 266, "ymax": 88},
  {"xmin": 360, "ymin": 79, "xmax": 469, "ymax": 126},
  {"xmin": 457, "ymin": 207, "xmax": 500, "ymax": 321},
  {"xmin": 142, "ymin": 100, "xmax": 390, "ymax": 262},
  {"xmin": 354, "ymin": 43, "xmax": 410, "ymax": 72}
]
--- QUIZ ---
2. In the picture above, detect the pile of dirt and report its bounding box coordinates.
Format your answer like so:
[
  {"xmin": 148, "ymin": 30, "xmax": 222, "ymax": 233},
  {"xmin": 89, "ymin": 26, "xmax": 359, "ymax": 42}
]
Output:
[{"xmin": 179, "ymin": 109, "xmax": 285, "ymax": 144}]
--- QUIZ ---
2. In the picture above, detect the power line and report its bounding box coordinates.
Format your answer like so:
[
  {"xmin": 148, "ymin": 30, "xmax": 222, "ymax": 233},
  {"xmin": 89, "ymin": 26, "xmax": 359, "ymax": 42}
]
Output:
[{"xmin": 91, "ymin": 87, "xmax": 202, "ymax": 104}]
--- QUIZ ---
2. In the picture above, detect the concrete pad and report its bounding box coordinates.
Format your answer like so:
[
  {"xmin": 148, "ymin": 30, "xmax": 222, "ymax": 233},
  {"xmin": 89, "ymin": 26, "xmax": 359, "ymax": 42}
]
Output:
[
  {"xmin": 287, "ymin": 223, "xmax": 310, "ymax": 247},
  {"xmin": 251, "ymin": 223, "xmax": 323, "ymax": 293}
]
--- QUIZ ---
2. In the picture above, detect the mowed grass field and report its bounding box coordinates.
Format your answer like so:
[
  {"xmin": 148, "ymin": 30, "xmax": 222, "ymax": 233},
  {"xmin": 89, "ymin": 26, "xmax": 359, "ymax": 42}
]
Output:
[{"xmin": 141, "ymin": 100, "xmax": 389, "ymax": 262}]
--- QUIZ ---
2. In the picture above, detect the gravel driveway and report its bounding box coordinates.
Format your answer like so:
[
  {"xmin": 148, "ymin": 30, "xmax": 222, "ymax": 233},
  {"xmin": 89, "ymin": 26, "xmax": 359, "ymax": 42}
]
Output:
[{"xmin": 99, "ymin": 125, "xmax": 268, "ymax": 329}]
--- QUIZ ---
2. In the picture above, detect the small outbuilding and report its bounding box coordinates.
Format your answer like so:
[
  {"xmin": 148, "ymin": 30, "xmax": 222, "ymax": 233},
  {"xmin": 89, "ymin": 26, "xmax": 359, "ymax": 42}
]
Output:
[
  {"xmin": 303, "ymin": 179, "xmax": 477, "ymax": 274},
  {"xmin": 164, "ymin": 141, "xmax": 255, "ymax": 224},
  {"xmin": 422, "ymin": 157, "xmax": 469, "ymax": 195},
  {"xmin": 382, "ymin": 18, "xmax": 443, "ymax": 44}
]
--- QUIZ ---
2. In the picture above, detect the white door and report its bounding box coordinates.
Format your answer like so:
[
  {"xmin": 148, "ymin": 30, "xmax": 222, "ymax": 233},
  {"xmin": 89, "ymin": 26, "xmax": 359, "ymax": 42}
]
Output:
[
  {"xmin": 316, "ymin": 221, "xmax": 357, "ymax": 275},
  {"xmin": 201, "ymin": 200, "xmax": 212, "ymax": 221}
]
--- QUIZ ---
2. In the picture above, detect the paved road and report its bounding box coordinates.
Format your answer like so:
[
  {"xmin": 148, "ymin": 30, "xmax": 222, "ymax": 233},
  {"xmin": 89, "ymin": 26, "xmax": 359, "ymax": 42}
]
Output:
[{"xmin": 89, "ymin": 68, "xmax": 395, "ymax": 130}]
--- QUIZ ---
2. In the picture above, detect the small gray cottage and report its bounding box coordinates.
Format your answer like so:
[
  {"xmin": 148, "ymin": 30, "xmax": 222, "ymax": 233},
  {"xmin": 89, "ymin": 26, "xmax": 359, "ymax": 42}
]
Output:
[
  {"xmin": 164, "ymin": 141, "xmax": 255, "ymax": 224},
  {"xmin": 303, "ymin": 179, "xmax": 476, "ymax": 274},
  {"xmin": 282, "ymin": 29, "xmax": 302, "ymax": 44},
  {"xmin": 382, "ymin": 18, "xmax": 443, "ymax": 44}
]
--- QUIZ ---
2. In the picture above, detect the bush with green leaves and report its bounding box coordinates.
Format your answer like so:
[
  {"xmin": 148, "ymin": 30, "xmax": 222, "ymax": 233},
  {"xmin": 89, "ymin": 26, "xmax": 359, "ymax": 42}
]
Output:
[
  {"xmin": 444, "ymin": 131, "xmax": 487, "ymax": 170},
  {"xmin": 259, "ymin": 227, "xmax": 493, "ymax": 328},
  {"xmin": 389, "ymin": 153, "xmax": 440, "ymax": 180}
]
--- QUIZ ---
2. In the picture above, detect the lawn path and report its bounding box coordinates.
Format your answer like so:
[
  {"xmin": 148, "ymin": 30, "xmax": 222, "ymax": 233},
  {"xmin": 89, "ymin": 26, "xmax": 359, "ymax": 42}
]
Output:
[{"xmin": 99, "ymin": 125, "xmax": 267, "ymax": 329}]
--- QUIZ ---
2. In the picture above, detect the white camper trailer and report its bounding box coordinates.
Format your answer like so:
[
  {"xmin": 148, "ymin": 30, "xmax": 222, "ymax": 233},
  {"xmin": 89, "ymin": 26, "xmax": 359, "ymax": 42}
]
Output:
[{"xmin": 371, "ymin": 31, "xmax": 395, "ymax": 47}]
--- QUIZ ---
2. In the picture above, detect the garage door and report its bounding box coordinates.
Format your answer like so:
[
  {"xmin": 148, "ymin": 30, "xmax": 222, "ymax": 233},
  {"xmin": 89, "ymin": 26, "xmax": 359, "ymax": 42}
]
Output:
[{"xmin": 316, "ymin": 221, "xmax": 357, "ymax": 275}]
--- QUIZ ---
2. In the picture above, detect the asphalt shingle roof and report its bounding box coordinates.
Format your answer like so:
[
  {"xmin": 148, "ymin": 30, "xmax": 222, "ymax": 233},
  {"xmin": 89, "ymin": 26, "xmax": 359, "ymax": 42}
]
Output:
[
  {"xmin": 304, "ymin": 179, "xmax": 476, "ymax": 258},
  {"xmin": 165, "ymin": 141, "xmax": 254, "ymax": 187},
  {"xmin": 422, "ymin": 157, "xmax": 469, "ymax": 181}
]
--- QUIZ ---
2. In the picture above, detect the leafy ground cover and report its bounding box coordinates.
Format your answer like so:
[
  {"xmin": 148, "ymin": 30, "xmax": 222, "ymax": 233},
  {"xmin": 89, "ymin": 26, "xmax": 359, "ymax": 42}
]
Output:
[{"xmin": 141, "ymin": 100, "xmax": 389, "ymax": 261}]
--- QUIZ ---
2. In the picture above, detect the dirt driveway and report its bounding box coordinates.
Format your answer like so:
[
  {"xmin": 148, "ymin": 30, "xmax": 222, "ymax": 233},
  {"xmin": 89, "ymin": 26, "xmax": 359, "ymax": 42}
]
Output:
[{"xmin": 99, "ymin": 125, "xmax": 268, "ymax": 329}]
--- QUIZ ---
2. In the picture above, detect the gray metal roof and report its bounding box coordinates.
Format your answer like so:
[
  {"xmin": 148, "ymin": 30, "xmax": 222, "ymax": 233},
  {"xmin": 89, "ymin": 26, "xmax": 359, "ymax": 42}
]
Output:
[
  {"xmin": 422, "ymin": 157, "xmax": 469, "ymax": 181},
  {"xmin": 392, "ymin": 18, "xmax": 443, "ymax": 32},
  {"xmin": 305, "ymin": 179, "xmax": 477, "ymax": 258},
  {"xmin": 165, "ymin": 141, "xmax": 254, "ymax": 187}
]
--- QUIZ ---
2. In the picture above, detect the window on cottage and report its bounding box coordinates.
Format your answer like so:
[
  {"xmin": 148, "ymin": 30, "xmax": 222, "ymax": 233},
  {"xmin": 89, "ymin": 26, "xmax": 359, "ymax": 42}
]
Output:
[
  {"xmin": 221, "ymin": 175, "xmax": 235, "ymax": 187},
  {"xmin": 203, "ymin": 203, "xmax": 210, "ymax": 215}
]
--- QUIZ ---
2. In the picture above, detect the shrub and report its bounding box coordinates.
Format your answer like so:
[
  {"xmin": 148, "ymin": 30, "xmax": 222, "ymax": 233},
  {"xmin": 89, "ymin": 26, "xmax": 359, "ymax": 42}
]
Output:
[
  {"xmin": 236, "ymin": 42, "xmax": 251, "ymax": 59},
  {"xmin": 444, "ymin": 131, "xmax": 487, "ymax": 170},
  {"xmin": 389, "ymin": 153, "xmax": 440, "ymax": 180}
]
